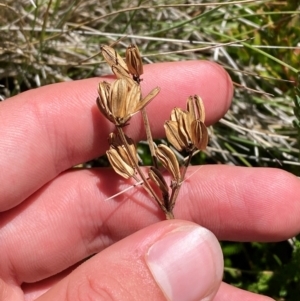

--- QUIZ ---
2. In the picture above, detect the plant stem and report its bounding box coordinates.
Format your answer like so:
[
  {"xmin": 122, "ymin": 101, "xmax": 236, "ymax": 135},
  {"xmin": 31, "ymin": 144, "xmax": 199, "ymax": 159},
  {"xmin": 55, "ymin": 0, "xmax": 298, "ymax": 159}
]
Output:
[
  {"xmin": 169, "ymin": 150, "xmax": 194, "ymax": 212},
  {"xmin": 116, "ymin": 126, "xmax": 168, "ymax": 216},
  {"xmin": 141, "ymin": 107, "xmax": 159, "ymax": 169}
]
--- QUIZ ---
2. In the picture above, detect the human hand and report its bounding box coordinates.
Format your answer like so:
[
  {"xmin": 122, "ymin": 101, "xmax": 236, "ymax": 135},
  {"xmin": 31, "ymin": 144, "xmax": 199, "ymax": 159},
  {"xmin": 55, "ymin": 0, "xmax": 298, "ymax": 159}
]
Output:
[{"xmin": 1, "ymin": 61, "xmax": 299, "ymax": 301}]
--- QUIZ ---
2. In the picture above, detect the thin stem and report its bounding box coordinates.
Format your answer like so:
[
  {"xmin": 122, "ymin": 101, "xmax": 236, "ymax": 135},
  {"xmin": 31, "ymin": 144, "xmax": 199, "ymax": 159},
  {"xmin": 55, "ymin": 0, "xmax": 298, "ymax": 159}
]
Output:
[
  {"xmin": 181, "ymin": 150, "xmax": 194, "ymax": 180},
  {"xmin": 116, "ymin": 126, "xmax": 168, "ymax": 216},
  {"xmin": 169, "ymin": 150, "xmax": 194, "ymax": 212},
  {"xmin": 141, "ymin": 107, "xmax": 159, "ymax": 169}
]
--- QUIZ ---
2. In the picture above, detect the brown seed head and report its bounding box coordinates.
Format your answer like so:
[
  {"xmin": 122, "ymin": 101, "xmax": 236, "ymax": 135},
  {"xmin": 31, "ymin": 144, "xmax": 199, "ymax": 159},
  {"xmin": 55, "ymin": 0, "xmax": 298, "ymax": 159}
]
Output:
[
  {"xmin": 97, "ymin": 78, "xmax": 160, "ymax": 127},
  {"xmin": 164, "ymin": 108, "xmax": 193, "ymax": 152},
  {"xmin": 187, "ymin": 95, "xmax": 205, "ymax": 122},
  {"xmin": 155, "ymin": 144, "xmax": 181, "ymax": 182},
  {"xmin": 97, "ymin": 81, "xmax": 115, "ymax": 124},
  {"xmin": 164, "ymin": 95, "xmax": 208, "ymax": 152},
  {"xmin": 106, "ymin": 133, "xmax": 138, "ymax": 179},
  {"xmin": 100, "ymin": 45, "xmax": 130, "ymax": 79},
  {"xmin": 125, "ymin": 44, "xmax": 144, "ymax": 80}
]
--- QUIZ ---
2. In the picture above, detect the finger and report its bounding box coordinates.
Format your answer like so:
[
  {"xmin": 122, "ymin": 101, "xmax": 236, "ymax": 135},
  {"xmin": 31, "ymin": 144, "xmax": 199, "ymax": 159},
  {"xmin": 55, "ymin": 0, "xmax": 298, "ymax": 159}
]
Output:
[
  {"xmin": 214, "ymin": 282, "xmax": 275, "ymax": 301},
  {"xmin": 0, "ymin": 60, "xmax": 233, "ymax": 210},
  {"xmin": 22, "ymin": 266, "xmax": 79, "ymax": 301},
  {"xmin": 0, "ymin": 279, "xmax": 23, "ymax": 301},
  {"xmin": 2, "ymin": 166, "xmax": 299, "ymax": 284},
  {"xmin": 35, "ymin": 221, "xmax": 223, "ymax": 301}
]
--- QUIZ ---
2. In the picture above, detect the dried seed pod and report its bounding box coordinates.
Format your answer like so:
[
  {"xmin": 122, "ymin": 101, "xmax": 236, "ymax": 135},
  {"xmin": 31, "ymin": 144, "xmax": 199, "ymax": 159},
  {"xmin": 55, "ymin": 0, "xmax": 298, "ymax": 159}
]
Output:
[
  {"xmin": 148, "ymin": 166, "xmax": 169, "ymax": 197},
  {"xmin": 190, "ymin": 120, "xmax": 208, "ymax": 150},
  {"xmin": 165, "ymin": 95, "xmax": 208, "ymax": 152},
  {"xmin": 164, "ymin": 108, "xmax": 193, "ymax": 152},
  {"xmin": 100, "ymin": 45, "xmax": 130, "ymax": 79},
  {"xmin": 164, "ymin": 120, "xmax": 185, "ymax": 152},
  {"xmin": 108, "ymin": 133, "xmax": 138, "ymax": 163},
  {"xmin": 97, "ymin": 81, "xmax": 115, "ymax": 124},
  {"xmin": 155, "ymin": 144, "xmax": 181, "ymax": 182},
  {"xmin": 187, "ymin": 95, "xmax": 205, "ymax": 122},
  {"xmin": 111, "ymin": 64, "xmax": 132, "ymax": 80},
  {"xmin": 126, "ymin": 44, "xmax": 144, "ymax": 80},
  {"xmin": 97, "ymin": 78, "xmax": 160, "ymax": 126},
  {"xmin": 106, "ymin": 133, "xmax": 138, "ymax": 179},
  {"xmin": 106, "ymin": 148, "xmax": 135, "ymax": 179}
]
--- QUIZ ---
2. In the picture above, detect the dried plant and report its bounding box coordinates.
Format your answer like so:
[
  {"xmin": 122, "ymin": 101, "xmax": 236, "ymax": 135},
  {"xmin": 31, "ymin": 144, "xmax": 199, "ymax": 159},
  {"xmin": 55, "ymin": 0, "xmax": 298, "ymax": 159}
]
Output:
[{"xmin": 97, "ymin": 43, "xmax": 209, "ymax": 219}]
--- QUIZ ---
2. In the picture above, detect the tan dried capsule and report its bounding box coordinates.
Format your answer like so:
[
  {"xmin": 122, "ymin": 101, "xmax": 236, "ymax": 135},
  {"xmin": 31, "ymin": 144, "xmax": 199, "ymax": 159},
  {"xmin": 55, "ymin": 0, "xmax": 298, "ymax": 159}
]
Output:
[
  {"xmin": 126, "ymin": 44, "xmax": 144, "ymax": 80},
  {"xmin": 164, "ymin": 108, "xmax": 193, "ymax": 152},
  {"xmin": 155, "ymin": 144, "xmax": 181, "ymax": 182},
  {"xmin": 164, "ymin": 119, "xmax": 185, "ymax": 152},
  {"xmin": 106, "ymin": 133, "xmax": 138, "ymax": 179},
  {"xmin": 190, "ymin": 119, "xmax": 208, "ymax": 150},
  {"xmin": 111, "ymin": 64, "xmax": 132, "ymax": 80},
  {"xmin": 106, "ymin": 148, "xmax": 135, "ymax": 179},
  {"xmin": 188, "ymin": 95, "xmax": 208, "ymax": 149},
  {"xmin": 109, "ymin": 132, "xmax": 138, "ymax": 164},
  {"xmin": 97, "ymin": 78, "xmax": 160, "ymax": 126},
  {"xmin": 187, "ymin": 95, "xmax": 205, "ymax": 122},
  {"xmin": 97, "ymin": 81, "xmax": 115, "ymax": 124},
  {"xmin": 100, "ymin": 45, "xmax": 131, "ymax": 79},
  {"xmin": 165, "ymin": 95, "xmax": 208, "ymax": 152},
  {"xmin": 148, "ymin": 167, "xmax": 169, "ymax": 197}
]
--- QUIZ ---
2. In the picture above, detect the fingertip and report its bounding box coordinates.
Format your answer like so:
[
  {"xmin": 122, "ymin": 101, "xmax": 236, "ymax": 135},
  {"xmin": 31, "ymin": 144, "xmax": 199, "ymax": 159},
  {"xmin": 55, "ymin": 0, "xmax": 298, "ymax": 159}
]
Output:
[{"xmin": 146, "ymin": 221, "xmax": 223, "ymax": 301}]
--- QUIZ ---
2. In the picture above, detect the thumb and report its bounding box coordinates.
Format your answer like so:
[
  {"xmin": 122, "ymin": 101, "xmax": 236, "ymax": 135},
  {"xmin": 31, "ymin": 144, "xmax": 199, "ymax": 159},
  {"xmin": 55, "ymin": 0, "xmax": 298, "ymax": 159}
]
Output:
[{"xmin": 37, "ymin": 220, "xmax": 223, "ymax": 301}]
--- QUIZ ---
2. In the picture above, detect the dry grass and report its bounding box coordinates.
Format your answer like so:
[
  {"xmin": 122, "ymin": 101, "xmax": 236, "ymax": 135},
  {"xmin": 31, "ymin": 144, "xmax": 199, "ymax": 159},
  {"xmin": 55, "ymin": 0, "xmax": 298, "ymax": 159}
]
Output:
[{"xmin": 1, "ymin": 0, "xmax": 299, "ymax": 172}]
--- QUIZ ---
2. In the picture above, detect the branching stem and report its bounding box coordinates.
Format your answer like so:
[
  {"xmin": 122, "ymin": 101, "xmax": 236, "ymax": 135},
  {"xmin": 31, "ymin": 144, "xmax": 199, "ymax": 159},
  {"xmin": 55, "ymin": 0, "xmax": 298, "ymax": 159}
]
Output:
[
  {"xmin": 169, "ymin": 150, "xmax": 194, "ymax": 213},
  {"xmin": 116, "ymin": 126, "xmax": 169, "ymax": 217}
]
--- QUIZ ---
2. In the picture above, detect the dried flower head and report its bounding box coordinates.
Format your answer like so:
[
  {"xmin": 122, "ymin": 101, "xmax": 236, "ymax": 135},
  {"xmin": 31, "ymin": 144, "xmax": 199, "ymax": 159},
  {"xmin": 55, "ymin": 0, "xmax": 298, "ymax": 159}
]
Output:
[
  {"xmin": 155, "ymin": 144, "xmax": 181, "ymax": 182},
  {"xmin": 126, "ymin": 44, "xmax": 144, "ymax": 82},
  {"xmin": 100, "ymin": 45, "xmax": 131, "ymax": 79},
  {"xmin": 164, "ymin": 95, "xmax": 208, "ymax": 152},
  {"xmin": 97, "ymin": 78, "xmax": 159, "ymax": 126},
  {"xmin": 106, "ymin": 133, "xmax": 138, "ymax": 179},
  {"xmin": 187, "ymin": 95, "xmax": 205, "ymax": 123}
]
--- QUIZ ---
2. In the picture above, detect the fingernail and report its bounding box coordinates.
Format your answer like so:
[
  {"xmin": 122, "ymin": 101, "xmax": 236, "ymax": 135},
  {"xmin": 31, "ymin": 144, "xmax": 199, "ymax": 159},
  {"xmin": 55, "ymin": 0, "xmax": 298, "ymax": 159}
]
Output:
[{"xmin": 146, "ymin": 225, "xmax": 223, "ymax": 301}]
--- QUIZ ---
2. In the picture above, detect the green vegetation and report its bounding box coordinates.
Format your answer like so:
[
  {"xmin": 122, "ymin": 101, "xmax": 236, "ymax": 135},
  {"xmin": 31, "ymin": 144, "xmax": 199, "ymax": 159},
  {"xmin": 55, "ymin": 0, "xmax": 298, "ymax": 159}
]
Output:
[{"xmin": 1, "ymin": 0, "xmax": 300, "ymax": 299}]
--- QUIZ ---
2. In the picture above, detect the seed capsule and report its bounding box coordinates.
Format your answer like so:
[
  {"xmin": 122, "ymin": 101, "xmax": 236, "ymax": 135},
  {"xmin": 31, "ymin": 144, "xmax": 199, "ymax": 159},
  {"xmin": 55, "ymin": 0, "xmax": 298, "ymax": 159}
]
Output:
[
  {"xmin": 148, "ymin": 167, "xmax": 169, "ymax": 197},
  {"xmin": 97, "ymin": 78, "xmax": 160, "ymax": 126},
  {"xmin": 106, "ymin": 133, "xmax": 138, "ymax": 179},
  {"xmin": 164, "ymin": 95, "xmax": 208, "ymax": 152},
  {"xmin": 100, "ymin": 44, "xmax": 131, "ymax": 79},
  {"xmin": 126, "ymin": 44, "xmax": 144, "ymax": 81},
  {"xmin": 155, "ymin": 144, "xmax": 181, "ymax": 182}
]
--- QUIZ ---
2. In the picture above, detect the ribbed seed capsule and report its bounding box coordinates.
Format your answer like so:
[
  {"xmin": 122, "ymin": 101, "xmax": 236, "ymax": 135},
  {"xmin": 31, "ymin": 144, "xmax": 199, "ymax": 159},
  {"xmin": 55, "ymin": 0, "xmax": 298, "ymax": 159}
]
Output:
[
  {"xmin": 125, "ymin": 44, "xmax": 144, "ymax": 80},
  {"xmin": 148, "ymin": 167, "xmax": 169, "ymax": 197},
  {"xmin": 106, "ymin": 148, "xmax": 135, "ymax": 179},
  {"xmin": 100, "ymin": 45, "xmax": 131, "ymax": 79},
  {"xmin": 164, "ymin": 95, "xmax": 208, "ymax": 152},
  {"xmin": 155, "ymin": 144, "xmax": 181, "ymax": 182},
  {"xmin": 97, "ymin": 81, "xmax": 115, "ymax": 124},
  {"xmin": 187, "ymin": 95, "xmax": 205, "ymax": 122},
  {"xmin": 164, "ymin": 108, "xmax": 193, "ymax": 152},
  {"xmin": 191, "ymin": 120, "xmax": 208, "ymax": 150},
  {"xmin": 106, "ymin": 133, "xmax": 138, "ymax": 179},
  {"xmin": 97, "ymin": 78, "xmax": 160, "ymax": 126}
]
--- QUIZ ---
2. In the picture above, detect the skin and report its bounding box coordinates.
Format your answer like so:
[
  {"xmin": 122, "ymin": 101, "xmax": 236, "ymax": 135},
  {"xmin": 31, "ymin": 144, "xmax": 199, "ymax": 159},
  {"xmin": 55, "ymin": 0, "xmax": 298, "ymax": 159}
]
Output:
[{"xmin": 0, "ymin": 60, "xmax": 299, "ymax": 301}]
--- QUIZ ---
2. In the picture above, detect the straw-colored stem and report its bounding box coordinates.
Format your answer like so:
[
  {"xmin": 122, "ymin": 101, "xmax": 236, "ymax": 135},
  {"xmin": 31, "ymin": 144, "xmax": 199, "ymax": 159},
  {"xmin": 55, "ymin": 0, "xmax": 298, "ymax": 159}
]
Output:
[
  {"xmin": 116, "ymin": 126, "xmax": 168, "ymax": 216},
  {"xmin": 169, "ymin": 150, "xmax": 194, "ymax": 212},
  {"xmin": 141, "ymin": 107, "xmax": 159, "ymax": 169}
]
